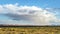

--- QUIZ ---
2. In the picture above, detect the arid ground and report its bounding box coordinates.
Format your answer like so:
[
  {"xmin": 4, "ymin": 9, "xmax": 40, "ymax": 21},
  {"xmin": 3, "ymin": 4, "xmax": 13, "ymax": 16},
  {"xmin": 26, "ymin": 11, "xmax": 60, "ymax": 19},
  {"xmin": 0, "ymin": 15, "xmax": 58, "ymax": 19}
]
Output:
[{"xmin": 0, "ymin": 26, "xmax": 60, "ymax": 34}]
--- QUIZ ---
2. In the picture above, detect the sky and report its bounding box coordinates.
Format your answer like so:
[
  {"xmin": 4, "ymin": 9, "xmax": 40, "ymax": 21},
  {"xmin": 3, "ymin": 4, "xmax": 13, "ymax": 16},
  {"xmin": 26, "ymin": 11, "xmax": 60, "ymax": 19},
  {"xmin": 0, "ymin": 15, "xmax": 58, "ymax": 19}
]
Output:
[
  {"xmin": 0, "ymin": 0, "xmax": 60, "ymax": 8},
  {"xmin": 0, "ymin": 0, "xmax": 60, "ymax": 25}
]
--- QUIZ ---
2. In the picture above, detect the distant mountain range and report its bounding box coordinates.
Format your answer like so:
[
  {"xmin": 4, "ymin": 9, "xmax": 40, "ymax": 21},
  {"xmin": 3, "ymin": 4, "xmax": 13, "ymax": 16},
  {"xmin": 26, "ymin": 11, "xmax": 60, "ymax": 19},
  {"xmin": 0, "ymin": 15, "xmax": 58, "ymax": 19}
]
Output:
[{"xmin": 0, "ymin": 24, "xmax": 60, "ymax": 27}]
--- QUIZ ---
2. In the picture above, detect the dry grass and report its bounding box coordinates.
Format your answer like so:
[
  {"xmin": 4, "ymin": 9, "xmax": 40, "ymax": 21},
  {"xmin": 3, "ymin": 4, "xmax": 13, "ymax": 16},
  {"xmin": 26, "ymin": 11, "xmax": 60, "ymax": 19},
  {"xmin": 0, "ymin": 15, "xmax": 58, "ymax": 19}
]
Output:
[{"xmin": 0, "ymin": 26, "xmax": 60, "ymax": 34}]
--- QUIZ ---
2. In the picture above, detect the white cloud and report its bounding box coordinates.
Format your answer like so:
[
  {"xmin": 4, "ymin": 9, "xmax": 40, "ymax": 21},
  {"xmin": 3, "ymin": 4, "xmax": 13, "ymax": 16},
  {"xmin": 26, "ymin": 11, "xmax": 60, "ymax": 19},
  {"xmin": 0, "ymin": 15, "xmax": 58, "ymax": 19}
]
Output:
[
  {"xmin": 0, "ymin": 3, "xmax": 60, "ymax": 25},
  {"xmin": 0, "ymin": 5, "xmax": 4, "ymax": 13}
]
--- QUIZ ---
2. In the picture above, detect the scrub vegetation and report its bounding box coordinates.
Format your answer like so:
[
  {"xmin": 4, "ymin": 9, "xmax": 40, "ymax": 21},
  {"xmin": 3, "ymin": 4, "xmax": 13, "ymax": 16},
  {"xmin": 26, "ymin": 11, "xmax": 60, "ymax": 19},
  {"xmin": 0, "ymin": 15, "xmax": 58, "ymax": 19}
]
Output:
[{"xmin": 0, "ymin": 26, "xmax": 60, "ymax": 34}]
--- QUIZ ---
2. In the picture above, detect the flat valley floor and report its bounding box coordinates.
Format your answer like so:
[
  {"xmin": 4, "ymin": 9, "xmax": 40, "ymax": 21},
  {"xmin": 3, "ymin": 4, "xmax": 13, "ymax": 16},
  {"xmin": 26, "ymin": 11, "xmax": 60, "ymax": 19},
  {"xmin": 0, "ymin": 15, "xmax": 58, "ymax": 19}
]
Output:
[{"xmin": 0, "ymin": 26, "xmax": 60, "ymax": 34}]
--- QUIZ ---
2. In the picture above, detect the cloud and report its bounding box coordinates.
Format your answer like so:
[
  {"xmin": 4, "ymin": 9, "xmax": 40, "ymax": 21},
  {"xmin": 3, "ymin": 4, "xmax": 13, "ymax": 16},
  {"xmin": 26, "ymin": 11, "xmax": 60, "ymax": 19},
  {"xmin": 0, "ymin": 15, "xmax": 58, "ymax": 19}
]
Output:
[{"xmin": 0, "ymin": 3, "xmax": 60, "ymax": 25}]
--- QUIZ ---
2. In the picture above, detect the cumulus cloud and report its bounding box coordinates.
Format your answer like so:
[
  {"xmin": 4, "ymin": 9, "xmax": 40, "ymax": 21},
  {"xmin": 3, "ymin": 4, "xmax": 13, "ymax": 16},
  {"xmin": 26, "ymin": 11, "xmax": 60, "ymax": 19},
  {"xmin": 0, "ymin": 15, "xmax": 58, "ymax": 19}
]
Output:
[{"xmin": 0, "ymin": 3, "xmax": 60, "ymax": 25}]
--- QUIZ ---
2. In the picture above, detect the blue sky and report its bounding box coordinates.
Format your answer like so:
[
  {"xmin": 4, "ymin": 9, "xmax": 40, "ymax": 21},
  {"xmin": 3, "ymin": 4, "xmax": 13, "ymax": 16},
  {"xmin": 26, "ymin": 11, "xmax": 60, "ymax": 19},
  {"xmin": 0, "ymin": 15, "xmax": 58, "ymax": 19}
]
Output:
[
  {"xmin": 0, "ymin": 0, "xmax": 60, "ymax": 25},
  {"xmin": 0, "ymin": 0, "xmax": 60, "ymax": 8}
]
